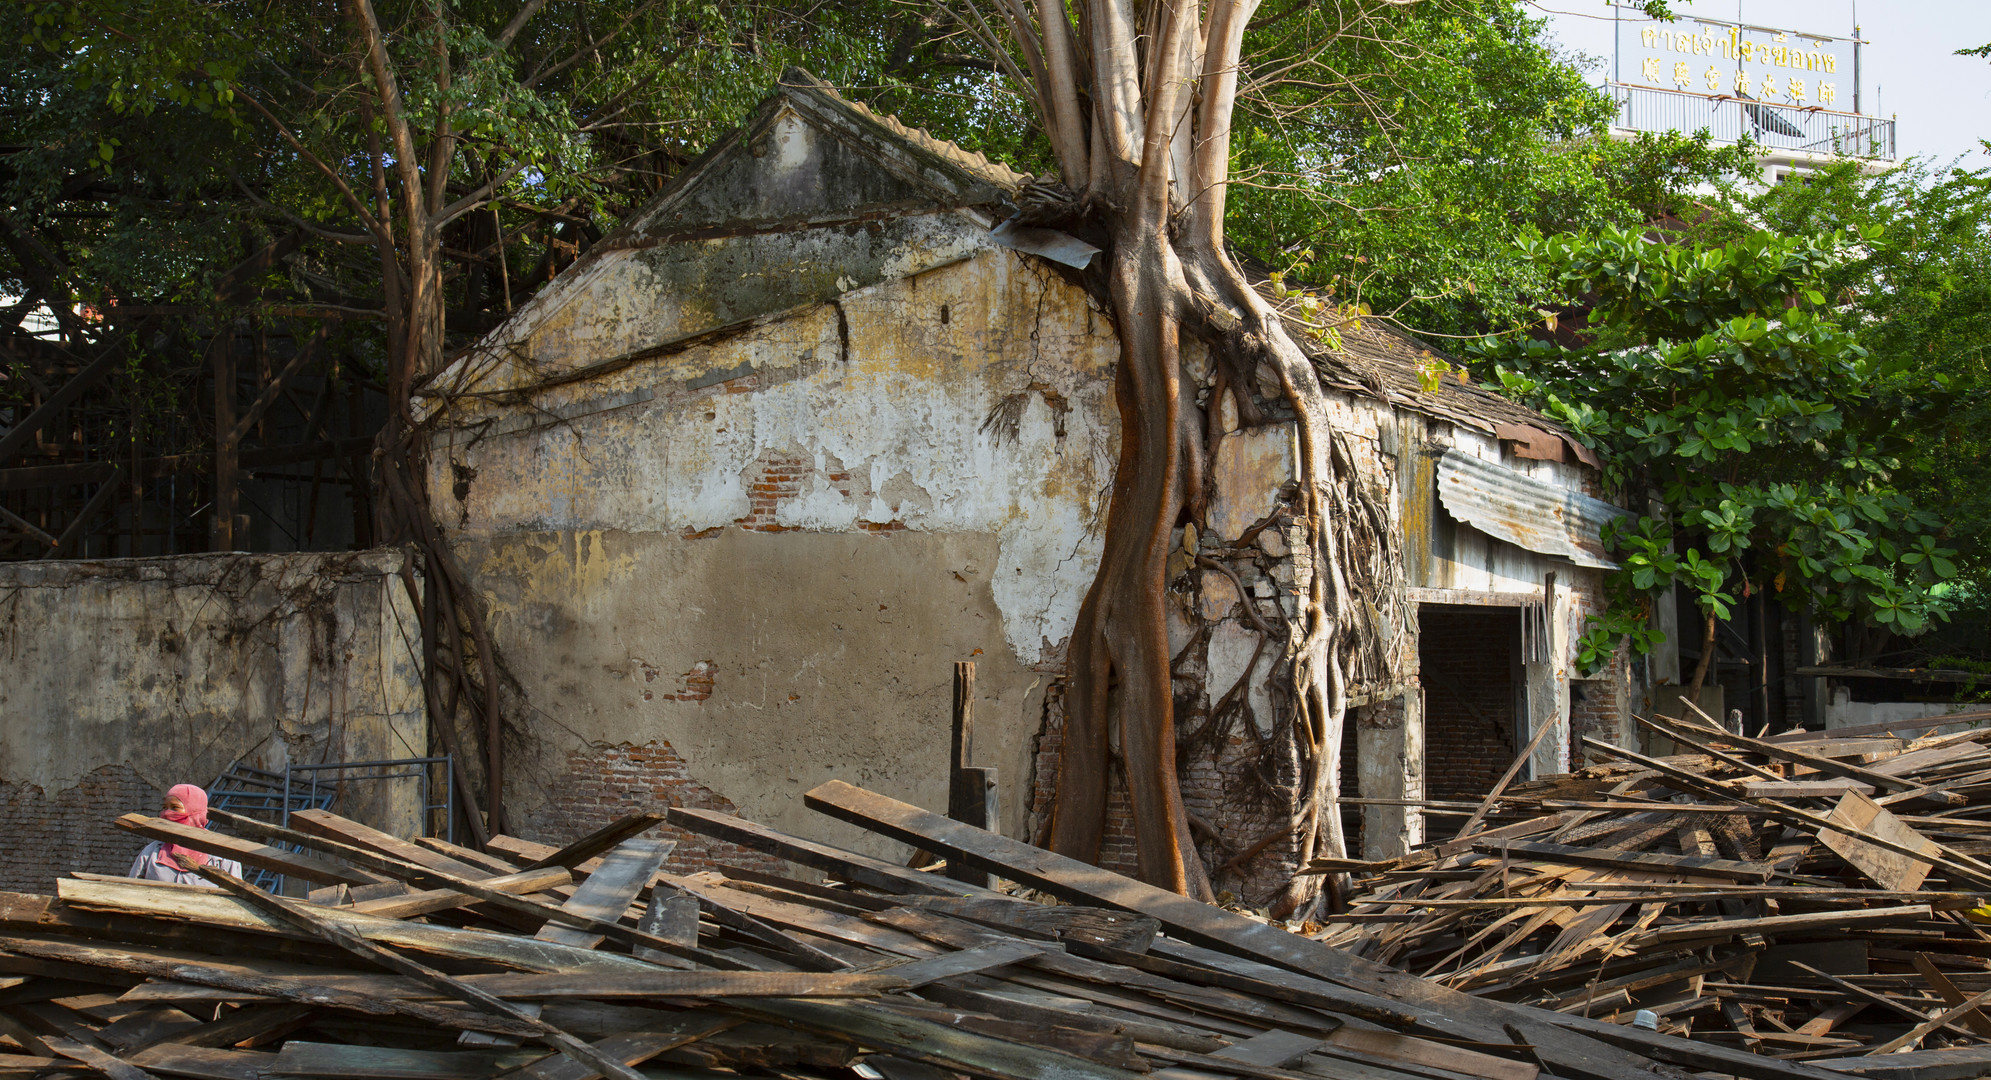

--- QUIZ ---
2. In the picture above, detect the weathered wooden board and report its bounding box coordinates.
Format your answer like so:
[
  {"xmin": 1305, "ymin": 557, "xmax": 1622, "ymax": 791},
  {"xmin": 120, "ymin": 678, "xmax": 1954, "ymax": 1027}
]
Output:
[
  {"xmin": 1820, "ymin": 790, "xmax": 1941, "ymax": 891},
  {"xmin": 802, "ymin": 779, "xmax": 1673, "ymax": 1080},
  {"xmin": 288, "ymin": 810, "xmax": 494, "ymax": 879},
  {"xmin": 50, "ymin": 880, "xmax": 658, "ymax": 975},
  {"xmin": 1469, "ymin": 840, "xmax": 1775, "ymax": 883},
  {"xmin": 1210, "ymin": 1030, "xmax": 1320, "ymax": 1068},
  {"xmin": 113, "ymin": 815, "xmax": 379, "ymax": 887},
  {"xmin": 534, "ymin": 838, "xmax": 672, "ymax": 950},
  {"xmin": 125, "ymin": 1044, "xmax": 277, "ymax": 1080},
  {"xmin": 1742, "ymin": 780, "xmax": 1874, "ymax": 798}
]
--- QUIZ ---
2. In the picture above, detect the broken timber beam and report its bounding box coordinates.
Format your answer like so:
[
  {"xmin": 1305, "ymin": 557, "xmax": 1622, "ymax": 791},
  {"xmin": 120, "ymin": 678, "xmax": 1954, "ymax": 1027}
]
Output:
[{"xmin": 799, "ymin": 779, "xmax": 1698, "ymax": 1080}]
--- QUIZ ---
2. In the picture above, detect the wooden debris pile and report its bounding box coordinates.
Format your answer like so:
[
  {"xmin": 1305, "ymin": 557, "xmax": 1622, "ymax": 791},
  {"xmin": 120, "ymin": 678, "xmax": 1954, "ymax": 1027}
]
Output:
[
  {"xmin": 1319, "ymin": 708, "xmax": 1991, "ymax": 1073},
  {"xmin": 0, "ymin": 779, "xmax": 1861, "ymax": 1080}
]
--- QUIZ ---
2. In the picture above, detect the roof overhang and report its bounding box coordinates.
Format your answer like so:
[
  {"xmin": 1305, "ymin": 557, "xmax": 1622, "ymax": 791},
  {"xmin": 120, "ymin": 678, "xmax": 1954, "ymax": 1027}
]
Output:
[{"xmin": 1436, "ymin": 450, "xmax": 1629, "ymax": 570}]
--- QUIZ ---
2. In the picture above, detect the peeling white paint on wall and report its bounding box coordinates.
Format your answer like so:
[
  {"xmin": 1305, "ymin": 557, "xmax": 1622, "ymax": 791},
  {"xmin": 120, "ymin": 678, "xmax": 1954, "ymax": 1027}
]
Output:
[{"xmin": 441, "ymin": 250, "xmax": 1116, "ymax": 667}]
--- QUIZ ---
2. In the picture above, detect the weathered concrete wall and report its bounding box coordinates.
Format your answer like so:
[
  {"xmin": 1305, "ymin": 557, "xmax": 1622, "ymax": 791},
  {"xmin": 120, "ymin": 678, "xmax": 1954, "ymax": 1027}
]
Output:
[
  {"xmin": 0, "ymin": 551, "xmax": 427, "ymax": 892},
  {"xmin": 435, "ymin": 245, "xmax": 1119, "ymax": 863}
]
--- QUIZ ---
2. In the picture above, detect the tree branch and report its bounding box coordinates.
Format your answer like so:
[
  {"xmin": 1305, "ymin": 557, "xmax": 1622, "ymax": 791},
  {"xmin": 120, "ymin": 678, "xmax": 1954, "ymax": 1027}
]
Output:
[{"xmin": 229, "ymin": 86, "xmax": 392, "ymax": 246}]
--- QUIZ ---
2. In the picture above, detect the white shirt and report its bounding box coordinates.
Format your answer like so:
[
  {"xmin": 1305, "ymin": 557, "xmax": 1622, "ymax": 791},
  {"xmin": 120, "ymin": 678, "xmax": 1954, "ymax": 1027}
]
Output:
[{"xmin": 127, "ymin": 841, "xmax": 244, "ymax": 887}]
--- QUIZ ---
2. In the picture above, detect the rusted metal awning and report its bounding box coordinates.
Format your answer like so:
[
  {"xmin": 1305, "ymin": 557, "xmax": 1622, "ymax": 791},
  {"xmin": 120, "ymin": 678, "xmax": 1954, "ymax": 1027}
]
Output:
[{"xmin": 1436, "ymin": 449, "xmax": 1629, "ymax": 569}]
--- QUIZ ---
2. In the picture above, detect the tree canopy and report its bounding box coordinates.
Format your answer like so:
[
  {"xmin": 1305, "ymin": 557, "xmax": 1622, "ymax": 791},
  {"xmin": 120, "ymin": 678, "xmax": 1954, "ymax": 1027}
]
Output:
[{"xmin": 1467, "ymin": 224, "xmax": 1963, "ymax": 698}]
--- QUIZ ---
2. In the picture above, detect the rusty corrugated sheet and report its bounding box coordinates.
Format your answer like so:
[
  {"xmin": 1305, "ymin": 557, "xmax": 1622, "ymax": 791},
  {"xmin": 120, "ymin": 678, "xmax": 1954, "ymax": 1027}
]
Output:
[{"xmin": 1435, "ymin": 449, "xmax": 1628, "ymax": 569}]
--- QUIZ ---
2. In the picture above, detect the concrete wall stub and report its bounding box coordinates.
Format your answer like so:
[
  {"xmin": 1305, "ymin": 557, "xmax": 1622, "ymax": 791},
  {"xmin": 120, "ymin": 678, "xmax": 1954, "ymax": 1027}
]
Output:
[
  {"xmin": 1523, "ymin": 587, "xmax": 1574, "ymax": 778},
  {"xmin": 0, "ymin": 550, "xmax": 427, "ymax": 892},
  {"xmin": 1357, "ymin": 686, "xmax": 1426, "ymax": 860}
]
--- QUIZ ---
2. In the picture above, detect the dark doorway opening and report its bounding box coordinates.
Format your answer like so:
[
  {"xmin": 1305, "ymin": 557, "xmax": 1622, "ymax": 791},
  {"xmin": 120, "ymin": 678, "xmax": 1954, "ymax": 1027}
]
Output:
[{"xmin": 1420, "ymin": 604, "xmax": 1524, "ymax": 801}]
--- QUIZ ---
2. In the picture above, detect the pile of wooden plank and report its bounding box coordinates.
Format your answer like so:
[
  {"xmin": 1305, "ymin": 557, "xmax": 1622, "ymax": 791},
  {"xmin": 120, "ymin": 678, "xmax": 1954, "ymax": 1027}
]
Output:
[
  {"xmin": 1318, "ymin": 707, "xmax": 1991, "ymax": 1074},
  {"xmin": 0, "ymin": 778, "xmax": 1876, "ymax": 1080}
]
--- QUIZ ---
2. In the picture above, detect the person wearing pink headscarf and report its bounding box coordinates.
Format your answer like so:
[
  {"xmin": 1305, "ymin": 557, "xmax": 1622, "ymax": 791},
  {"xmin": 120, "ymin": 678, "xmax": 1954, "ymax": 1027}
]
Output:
[{"xmin": 127, "ymin": 784, "xmax": 243, "ymax": 886}]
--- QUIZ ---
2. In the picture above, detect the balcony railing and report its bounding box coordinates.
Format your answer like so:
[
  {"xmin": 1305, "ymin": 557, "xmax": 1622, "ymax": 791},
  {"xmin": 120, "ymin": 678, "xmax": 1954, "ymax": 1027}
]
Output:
[{"xmin": 1609, "ymin": 82, "xmax": 1896, "ymax": 161}]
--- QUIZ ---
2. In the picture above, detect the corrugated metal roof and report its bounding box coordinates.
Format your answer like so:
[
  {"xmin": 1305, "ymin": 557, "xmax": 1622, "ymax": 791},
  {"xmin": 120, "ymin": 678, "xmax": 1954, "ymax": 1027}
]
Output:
[{"xmin": 1436, "ymin": 449, "xmax": 1629, "ymax": 569}]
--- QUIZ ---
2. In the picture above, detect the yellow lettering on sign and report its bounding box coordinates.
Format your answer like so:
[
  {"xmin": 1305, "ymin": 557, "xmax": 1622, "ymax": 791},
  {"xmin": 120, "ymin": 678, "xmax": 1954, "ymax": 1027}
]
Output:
[
  {"xmin": 1824, "ymin": 54, "xmax": 1838, "ymax": 73},
  {"xmin": 1642, "ymin": 56, "xmax": 1663, "ymax": 83},
  {"xmin": 1761, "ymin": 74, "xmax": 1779, "ymax": 99},
  {"xmin": 1772, "ymin": 45, "xmax": 1787, "ymax": 66},
  {"xmin": 1789, "ymin": 77, "xmax": 1807, "ymax": 104},
  {"xmin": 1642, "ymin": 27, "xmax": 1659, "ymax": 48},
  {"xmin": 1820, "ymin": 81, "xmax": 1837, "ymax": 106},
  {"xmin": 1736, "ymin": 69, "xmax": 1753, "ymax": 95},
  {"xmin": 1740, "ymin": 40, "xmax": 1756, "ymax": 62},
  {"xmin": 1674, "ymin": 60, "xmax": 1692, "ymax": 89},
  {"xmin": 1705, "ymin": 65, "xmax": 1725, "ymax": 92}
]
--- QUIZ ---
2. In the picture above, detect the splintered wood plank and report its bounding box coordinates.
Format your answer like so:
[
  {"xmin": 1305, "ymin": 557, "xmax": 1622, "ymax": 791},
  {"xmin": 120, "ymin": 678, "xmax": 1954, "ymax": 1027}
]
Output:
[
  {"xmin": 1742, "ymin": 781, "xmax": 1874, "ymax": 798},
  {"xmin": 1210, "ymin": 1030, "xmax": 1321, "ymax": 1068},
  {"xmin": 865, "ymin": 941, "xmax": 1046, "ymax": 988},
  {"xmin": 287, "ymin": 810, "xmax": 494, "ymax": 879},
  {"xmin": 124, "ymin": 1044, "xmax": 278, "ymax": 1080},
  {"xmin": 1869, "ymin": 741, "xmax": 1986, "ymax": 777},
  {"xmin": 271, "ymin": 1041, "xmax": 543, "ymax": 1079},
  {"xmin": 1793, "ymin": 1002, "xmax": 1863, "ymax": 1037},
  {"xmin": 1820, "ymin": 790, "xmax": 1941, "ymax": 891},
  {"xmin": 150, "ymin": 1003, "xmax": 316, "ymax": 1050},
  {"xmin": 414, "ymin": 837, "xmax": 525, "ymax": 876},
  {"xmin": 498, "ymin": 1015, "xmax": 742, "ymax": 1080},
  {"xmin": 42, "ymin": 1036, "xmax": 158, "ymax": 1080},
  {"xmin": 47, "ymin": 881, "xmax": 663, "ymax": 975},
  {"xmin": 523, "ymin": 815, "xmax": 667, "ymax": 871},
  {"xmin": 113, "ymin": 815, "xmax": 381, "ymax": 887},
  {"xmin": 1913, "ymin": 952, "xmax": 1991, "ymax": 1038},
  {"xmin": 94, "ymin": 1006, "xmax": 202, "ymax": 1051},
  {"xmin": 667, "ymin": 806, "xmax": 1007, "ymax": 897},
  {"xmin": 731, "ymin": 998, "xmax": 1151, "ymax": 1080},
  {"xmin": 801, "ymin": 780, "xmax": 1664, "ymax": 1080},
  {"xmin": 535, "ymin": 838, "xmax": 673, "ymax": 950},
  {"xmin": 1468, "ymin": 840, "xmax": 1775, "ymax": 883},
  {"xmin": 348, "ymin": 866, "xmax": 573, "ymax": 919},
  {"xmin": 1324, "ymin": 1027, "xmax": 1537, "ymax": 1080},
  {"xmin": 1629, "ymin": 904, "xmax": 1931, "ymax": 947},
  {"xmin": 116, "ymin": 965, "xmax": 906, "ymax": 1002},
  {"xmin": 0, "ymin": 1051, "xmax": 88, "ymax": 1074}
]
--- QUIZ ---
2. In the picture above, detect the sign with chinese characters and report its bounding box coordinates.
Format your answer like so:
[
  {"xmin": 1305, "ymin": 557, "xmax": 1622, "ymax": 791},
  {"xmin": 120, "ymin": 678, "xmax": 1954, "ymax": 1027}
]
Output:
[{"xmin": 1615, "ymin": 11, "xmax": 1856, "ymax": 111}]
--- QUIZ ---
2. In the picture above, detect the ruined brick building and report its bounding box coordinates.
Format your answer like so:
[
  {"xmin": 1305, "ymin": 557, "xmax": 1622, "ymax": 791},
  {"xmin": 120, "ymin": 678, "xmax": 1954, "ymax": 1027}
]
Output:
[{"xmin": 420, "ymin": 71, "xmax": 1645, "ymax": 894}]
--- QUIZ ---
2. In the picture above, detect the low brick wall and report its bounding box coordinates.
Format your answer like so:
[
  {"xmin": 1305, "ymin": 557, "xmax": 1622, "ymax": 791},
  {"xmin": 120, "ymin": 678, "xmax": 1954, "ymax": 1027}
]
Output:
[{"xmin": 523, "ymin": 740, "xmax": 787, "ymax": 876}]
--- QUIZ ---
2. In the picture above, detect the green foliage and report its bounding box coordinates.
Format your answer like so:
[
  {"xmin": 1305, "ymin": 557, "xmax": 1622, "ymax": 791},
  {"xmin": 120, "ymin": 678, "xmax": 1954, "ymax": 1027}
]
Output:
[
  {"xmin": 1468, "ymin": 225, "xmax": 1960, "ymax": 673},
  {"xmin": 1223, "ymin": 1, "xmax": 1755, "ymax": 338},
  {"xmin": 1715, "ymin": 160, "xmax": 1991, "ymax": 620}
]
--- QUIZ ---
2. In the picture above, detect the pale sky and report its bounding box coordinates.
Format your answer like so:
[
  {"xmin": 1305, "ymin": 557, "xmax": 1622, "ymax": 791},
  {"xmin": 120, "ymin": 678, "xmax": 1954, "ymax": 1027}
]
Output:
[{"xmin": 1528, "ymin": 0, "xmax": 1991, "ymax": 167}]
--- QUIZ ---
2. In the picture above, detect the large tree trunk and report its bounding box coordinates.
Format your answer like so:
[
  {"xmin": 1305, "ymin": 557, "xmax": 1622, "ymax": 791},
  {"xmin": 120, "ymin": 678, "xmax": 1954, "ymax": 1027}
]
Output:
[{"xmin": 1012, "ymin": 0, "xmax": 1400, "ymax": 902}]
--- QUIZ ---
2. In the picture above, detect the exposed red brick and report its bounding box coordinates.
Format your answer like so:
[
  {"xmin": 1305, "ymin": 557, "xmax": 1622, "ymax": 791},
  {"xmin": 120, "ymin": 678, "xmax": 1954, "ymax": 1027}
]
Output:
[
  {"xmin": 1421, "ymin": 607, "xmax": 1519, "ymax": 801},
  {"xmin": 665, "ymin": 661, "xmax": 716, "ymax": 702},
  {"xmin": 523, "ymin": 740, "xmax": 787, "ymax": 877},
  {"xmin": 0, "ymin": 766, "xmax": 161, "ymax": 894}
]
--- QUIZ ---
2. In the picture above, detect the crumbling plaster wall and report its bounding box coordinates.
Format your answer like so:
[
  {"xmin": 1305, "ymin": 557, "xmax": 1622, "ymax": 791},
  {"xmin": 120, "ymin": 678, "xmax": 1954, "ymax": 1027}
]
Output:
[
  {"xmin": 0, "ymin": 551, "xmax": 427, "ymax": 892},
  {"xmin": 434, "ymin": 245, "xmax": 1124, "ymax": 860}
]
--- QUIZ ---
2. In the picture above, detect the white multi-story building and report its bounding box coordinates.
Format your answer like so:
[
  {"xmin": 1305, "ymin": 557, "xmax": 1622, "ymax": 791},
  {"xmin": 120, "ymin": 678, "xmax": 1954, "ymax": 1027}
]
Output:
[{"xmin": 1607, "ymin": 4, "xmax": 1897, "ymax": 181}]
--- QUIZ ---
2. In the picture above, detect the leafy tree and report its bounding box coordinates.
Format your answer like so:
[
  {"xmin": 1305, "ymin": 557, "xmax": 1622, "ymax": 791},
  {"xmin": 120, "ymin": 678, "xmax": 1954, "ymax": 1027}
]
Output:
[
  {"xmin": 1226, "ymin": 3, "xmax": 1754, "ymax": 336},
  {"xmin": 967, "ymin": 0, "xmax": 1752, "ymax": 903},
  {"xmin": 1714, "ymin": 158, "xmax": 1991, "ymax": 661},
  {"xmin": 5, "ymin": 0, "xmax": 925, "ymax": 833},
  {"xmin": 1469, "ymin": 225, "xmax": 1960, "ymax": 707}
]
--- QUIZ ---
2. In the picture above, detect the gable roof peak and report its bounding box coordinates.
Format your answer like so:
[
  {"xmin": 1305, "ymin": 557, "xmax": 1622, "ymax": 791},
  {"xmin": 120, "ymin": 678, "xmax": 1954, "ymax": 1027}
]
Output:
[{"xmin": 773, "ymin": 67, "xmax": 1030, "ymax": 195}]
